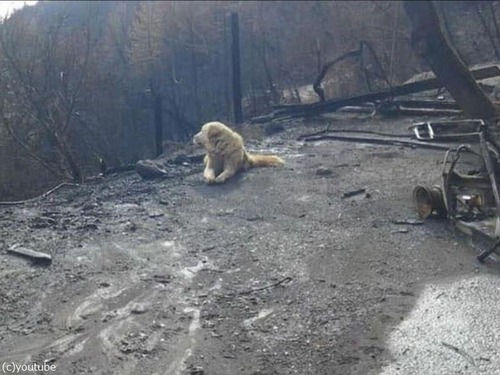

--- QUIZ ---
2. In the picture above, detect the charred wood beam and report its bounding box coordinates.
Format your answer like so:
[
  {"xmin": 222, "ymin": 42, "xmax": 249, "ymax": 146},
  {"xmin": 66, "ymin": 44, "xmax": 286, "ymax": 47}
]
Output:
[
  {"xmin": 268, "ymin": 65, "xmax": 500, "ymax": 120},
  {"xmin": 378, "ymin": 106, "xmax": 462, "ymax": 117},
  {"xmin": 301, "ymin": 133, "xmax": 453, "ymax": 150},
  {"xmin": 403, "ymin": 0, "xmax": 498, "ymax": 120},
  {"xmin": 392, "ymin": 99, "xmax": 460, "ymax": 110}
]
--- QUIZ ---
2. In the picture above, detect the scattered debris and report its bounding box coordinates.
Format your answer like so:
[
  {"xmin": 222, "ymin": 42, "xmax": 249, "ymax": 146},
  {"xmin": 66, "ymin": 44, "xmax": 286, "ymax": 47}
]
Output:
[
  {"xmin": 6, "ymin": 245, "xmax": 52, "ymax": 265},
  {"xmin": 297, "ymin": 127, "xmax": 410, "ymax": 141},
  {"xmin": 168, "ymin": 153, "xmax": 204, "ymax": 165},
  {"xmin": 135, "ymin": 160, "xmax": 168, "ymax": 180},
  {"xmin": 410, "ymin": 119, "xmax": 483, "ymax": 142},
  {"xmin": 263, "ymin": 65, "xmax": 500, "ymax": 120},
  {"xmin": 187, "ymin": 365, "xmax": 204, "ymax": 375},
  {"xmin": 393, "ymin": 99, "xmax": 461, "ymax": 110},
  {"xmin": 316, "ymin": 166, "xmax": 333, "ymax": 176},
  {"xmin": 30, "ymin": 216, "xmax": 57, "ymax": 229},
  {"xmin": 150, "ymin": 274, "xmax": 172, "ymax": 285},
  {"xmin": 333, "ymin": 163, "xmax": 361, "ymax": 168},
  {"xmin": 337, "ymin": 105, "xmax": 375, "ymax": 114},
  {"xmin": 245, "ymin": 215, "xmax": 264, "ymax": 222},
  {"xmin": 301, "ymin": 133, "xmax": 453, "ymax": 151},
  {"xmin": 413, "ymin": 185, "xmax": 447, "ymax": 219},
  {"xmin": 441, "ymin": 341, "xmax": 476, "ymax": 367},
  {"xmin": 201, "ymin": 246, "xmax": 216, "ymax": 252},
  {"xmin": 392, "ymin": 228, "xmax": 409, "ymax": 234},
  {"xmin": 375, "ymin": 99, "xmax": 463, "ymax": 117},
  {"xmin": 0, "ymin": 182, "xmax": 80, "ymax": 206},
  {"xmin": 342, "ymin": 188, "xmax": 366, "ymax": 199},
  {"xmin": 238, "ymin": 276, "xmax": 292, "ymax": 295},
  {"xmin": 415, "ymin": 125, "xmax": 500, "ymax": 261},
  {"xmin": 477, "ymin": 238, "xmax": 500, "ymax": 263},
  {"xmin": 391, "ymin": 219, "xmax": 424, "ymax": 225}
]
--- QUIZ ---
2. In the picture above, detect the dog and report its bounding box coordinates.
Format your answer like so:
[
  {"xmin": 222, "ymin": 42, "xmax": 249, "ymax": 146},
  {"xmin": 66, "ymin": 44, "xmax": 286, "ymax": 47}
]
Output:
[{"xmin": 193, "ymin": 121, "xmax": 284, "ymax": 184}]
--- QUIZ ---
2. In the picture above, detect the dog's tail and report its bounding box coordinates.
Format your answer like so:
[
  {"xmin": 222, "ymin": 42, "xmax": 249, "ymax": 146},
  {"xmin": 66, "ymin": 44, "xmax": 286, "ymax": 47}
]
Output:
[{"xmin": 248, "ymin": 154, "xmax": 284, "ymax": 168}]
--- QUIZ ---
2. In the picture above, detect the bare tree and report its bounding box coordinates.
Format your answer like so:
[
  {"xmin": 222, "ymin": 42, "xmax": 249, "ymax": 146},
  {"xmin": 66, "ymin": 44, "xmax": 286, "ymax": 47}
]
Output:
[{"xmin": 0, "ymin": 4, "xmax": 98, "ymax": 182}]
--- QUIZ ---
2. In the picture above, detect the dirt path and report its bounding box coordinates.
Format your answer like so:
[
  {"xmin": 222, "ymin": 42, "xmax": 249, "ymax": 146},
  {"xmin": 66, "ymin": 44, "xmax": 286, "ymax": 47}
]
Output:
[{"xmin": 1, "ymin": 115, "xmax": 499, "ymax": 375}]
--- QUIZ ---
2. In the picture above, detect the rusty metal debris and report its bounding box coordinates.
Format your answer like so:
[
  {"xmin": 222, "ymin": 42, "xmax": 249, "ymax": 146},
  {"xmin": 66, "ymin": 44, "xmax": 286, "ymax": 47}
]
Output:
[
  {"xmin": 413, "ymin": 185, "xmax": 447, "ymax": 219},
  {"xmin": 413, "ymin": 121, "xmax": 500, "ymax": 261},
  {"xmin": 410, "ymin": 119, "xmax": 484, "ymax": 142}
]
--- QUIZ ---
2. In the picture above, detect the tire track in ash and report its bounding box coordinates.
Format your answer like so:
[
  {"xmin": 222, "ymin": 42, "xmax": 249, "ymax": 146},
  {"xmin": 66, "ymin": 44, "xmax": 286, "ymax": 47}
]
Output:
[{"xmin": 0, "ymin": 238, "xmax": 218, "ymax": 375}]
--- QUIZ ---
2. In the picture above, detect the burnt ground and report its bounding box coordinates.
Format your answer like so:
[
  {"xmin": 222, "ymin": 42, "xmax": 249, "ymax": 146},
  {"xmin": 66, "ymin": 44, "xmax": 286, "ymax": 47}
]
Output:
[{"xmin": 1, "ymin": 113, "xmax": 500, "ymax": 375}]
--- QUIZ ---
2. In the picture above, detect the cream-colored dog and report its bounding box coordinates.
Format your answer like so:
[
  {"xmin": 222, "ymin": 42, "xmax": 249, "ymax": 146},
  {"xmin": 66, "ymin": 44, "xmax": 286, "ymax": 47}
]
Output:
[{"xmin": 193, "ymin": 121, "xmax": 284, "ymax": 184}]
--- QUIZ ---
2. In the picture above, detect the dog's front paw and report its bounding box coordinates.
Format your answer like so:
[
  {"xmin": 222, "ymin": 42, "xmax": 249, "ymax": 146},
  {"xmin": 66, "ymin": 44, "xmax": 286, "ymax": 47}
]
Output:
[
  {"xmin": 203, "ymin": 169, "xmax": 215, "ymax": 184},
  {"xmin": 214, "ymin": 175, "xmax": 227, "ymax": 184},
  {"xmin": 204, "ymin": 175, "xmax": 216, "ymax": 184}
]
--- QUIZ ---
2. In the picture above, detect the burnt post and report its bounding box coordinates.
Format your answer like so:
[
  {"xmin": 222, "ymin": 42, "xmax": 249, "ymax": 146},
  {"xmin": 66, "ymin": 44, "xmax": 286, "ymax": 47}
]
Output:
[
  {"xmin": 230, "ymin": 12, "xmax": 243, "ymax": 124},
  {"xmin": 154, "ymin": 93, "xmax": 163, "ymax": 157},
  {"xmin": 403, "ymin": 0, "xmax": 498, "ymax": 120}
]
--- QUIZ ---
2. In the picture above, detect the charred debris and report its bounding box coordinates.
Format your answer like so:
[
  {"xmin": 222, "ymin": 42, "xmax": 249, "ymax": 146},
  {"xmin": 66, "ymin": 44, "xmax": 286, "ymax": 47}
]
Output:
[
  {"xmin": 248, "ymin": 1, "xmax": 500, "ymax": 262},
  {"xmin": 5, "ymin": 1, "xmax": 500, "ymax": 263}
]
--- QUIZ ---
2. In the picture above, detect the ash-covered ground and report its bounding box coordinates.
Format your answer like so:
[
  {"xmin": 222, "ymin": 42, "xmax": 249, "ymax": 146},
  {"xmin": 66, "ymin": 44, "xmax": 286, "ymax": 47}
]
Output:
[{"xmin": 1, "ymin": 114, "xmax": 500, "ymax": 375}]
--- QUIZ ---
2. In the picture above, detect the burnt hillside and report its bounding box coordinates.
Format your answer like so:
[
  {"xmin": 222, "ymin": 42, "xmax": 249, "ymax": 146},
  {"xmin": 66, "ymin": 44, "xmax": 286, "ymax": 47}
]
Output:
[{"xmin": 0, "ymin": 1, "xmax": 499, "ymax": 199}]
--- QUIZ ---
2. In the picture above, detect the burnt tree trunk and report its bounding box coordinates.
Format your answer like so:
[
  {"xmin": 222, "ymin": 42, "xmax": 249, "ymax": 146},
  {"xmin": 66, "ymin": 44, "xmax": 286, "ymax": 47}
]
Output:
[
  {"xmin": 154, "ymin": 93, "xmax": 163, "ymax": 157},
  {"xmin": 403, "ymin": 0, "xmax": 498, "ymax": 120},
  {"xmin": 230, "ymin": 12, "xmax": 243, "ymax": 124}
]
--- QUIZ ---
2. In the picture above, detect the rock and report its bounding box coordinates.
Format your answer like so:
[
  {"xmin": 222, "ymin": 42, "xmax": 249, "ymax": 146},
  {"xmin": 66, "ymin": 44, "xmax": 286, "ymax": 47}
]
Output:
[
  {"xmin": 135, "ymin": 160, "xmax": 167, "ymax": 180},
  {"xmin": 316, "ymin": 166, "xmax": 333, "ymax": 176}
]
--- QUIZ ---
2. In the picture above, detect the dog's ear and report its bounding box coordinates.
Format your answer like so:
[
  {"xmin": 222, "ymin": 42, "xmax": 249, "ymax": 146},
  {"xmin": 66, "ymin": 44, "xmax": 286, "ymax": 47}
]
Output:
[{"xmin": 206, "ymin": 125, "xmax": 222, "ymax": 140}]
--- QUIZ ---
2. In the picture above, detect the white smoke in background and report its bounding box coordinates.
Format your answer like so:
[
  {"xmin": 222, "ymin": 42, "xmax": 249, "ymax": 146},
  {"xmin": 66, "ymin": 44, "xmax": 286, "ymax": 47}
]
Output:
[{"xmin": 0, "ymin": 1, "xmax": 37, "ymax": 20}]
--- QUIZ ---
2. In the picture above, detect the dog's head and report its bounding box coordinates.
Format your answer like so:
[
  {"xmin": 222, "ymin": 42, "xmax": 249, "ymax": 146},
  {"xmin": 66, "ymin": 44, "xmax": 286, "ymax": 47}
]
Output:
[{"xmin": 193, "ymin": 122, "xmax": 226, "ymax": 148}]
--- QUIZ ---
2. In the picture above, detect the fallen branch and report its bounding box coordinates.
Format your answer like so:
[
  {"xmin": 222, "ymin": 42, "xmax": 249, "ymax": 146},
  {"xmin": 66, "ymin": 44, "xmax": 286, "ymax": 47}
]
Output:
[
  {"xmin": 0, "ymin": 182, "xmax": 80, "ymax": 206},
  {"xmin": 441, "ymin": 341, "xmax": 476, "ymax": 367},
  {"xmin": 313, "ymin": 48, "xmax": 362, "ymax": 102},
  {"xmin": 391, "ymin": 219, "xmax": 424, "ymax": 225},
  {"xmin": 239, "ymin": 276, "xmax": 292, "ymax": 295}
]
